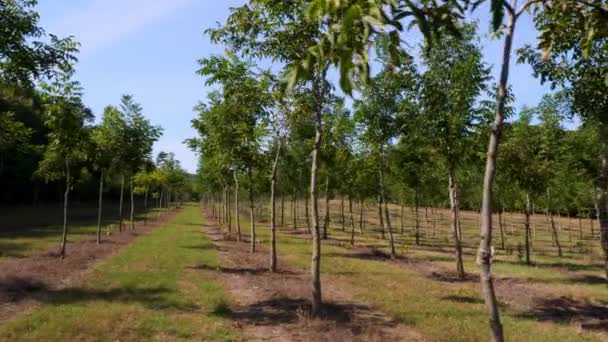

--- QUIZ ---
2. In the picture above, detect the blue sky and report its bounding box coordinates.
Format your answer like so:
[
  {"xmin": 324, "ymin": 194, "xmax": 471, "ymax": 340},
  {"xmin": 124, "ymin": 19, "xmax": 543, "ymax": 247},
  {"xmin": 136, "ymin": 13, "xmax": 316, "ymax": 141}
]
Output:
[{"xmin": 37, "ymin": 1, "xmax": 555, "ymax": 173}]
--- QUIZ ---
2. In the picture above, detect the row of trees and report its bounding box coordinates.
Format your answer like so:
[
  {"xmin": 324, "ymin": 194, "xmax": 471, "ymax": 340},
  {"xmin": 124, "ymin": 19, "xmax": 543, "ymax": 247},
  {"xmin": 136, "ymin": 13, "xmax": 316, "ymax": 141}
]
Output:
[
  {"xmin": 191, "ymin": 1, "xmax": 606, "ymax": 341},
  {"xmin": 0, "ymin": 1, "xmax": 193, "ymax": 257}
]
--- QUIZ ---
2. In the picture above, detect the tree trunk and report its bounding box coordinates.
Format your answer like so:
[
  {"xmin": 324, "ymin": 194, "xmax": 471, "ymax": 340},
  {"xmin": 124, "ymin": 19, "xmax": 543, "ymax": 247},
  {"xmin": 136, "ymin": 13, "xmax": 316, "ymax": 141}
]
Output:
[
  {"xmin": 270, "ymin": 142, "xmax": 281, "ymax": 272},
  {"xmin": 448, "ymin": 168, "xmax": 465, "ymax": 278},
  {"xmin": 414, "ymin": 188, "xmax": 420, "ymax": 245},
  {"xmin": 281, "ymin": 193, "xmax": 285, "ymax": 228},
  {"xmin": 359, "ymin": 199, "xmax": 364, "ymax": 234},
  {"xmin": 143, "ymin": 187, "xmax": 148, "ymax": 226},
  {"xmin": 227, "ymin": 184, "xmax": 232, "ymax": 234},
  {"xmin": 234, "ymin": 171, "xmax": 241, "ymax": 242},
  {"xmin": 96, "ymin": 170, "xmax": 104, "ymax": 245},
  {"xmin": 60, "ymin": 156, "xmax": 70, "ymax": 259},
  {"xmin": 400, "ymin": 203, "xmax": 405, "ymax": 234},
  {"xmin": 119, "ymin": 174, "xmax": 125, "ymax": 232},
  {"xmin": 524, "ymin": 193, "xmax": 532, "ymax": 265},
  {"xmin": 323, "ymin": 176, "xmax": 330, "ymax": 240},
  {"xmin": 598, "ymin": 124, "xmax": 608, "ymax": 280},
  {"xmin": 498, "ymin": 208, "xmax": 505, "ymax": 250},
  {"xmin": 291, "ymin": 189, "xmax": 296, "ymax": 229},
  {"xmin": 546, "ymin": 188, "xmax": 563, "ymax": 257},
  {"xmin": 130, "ymin": 178, "xmax": 135, "ymax": 230},
  {"xmin": 341, "ymin": 196, "xmax": 345, "ymax": 231},
  {"xmin": 248, "ymin": 167, "xmax": 256, "ymax": 253},
  {"xmin": 477, "ymin": 6, "xmax": 517, "ymax": 342},
  {"xmin": 305, "ymin": 195, "xmax": 311, "ymax": 232},
  {"xmin": 309, "ymin": 75, "xmax": 323, "ymax": 316},
  {"xmin": 377, "ymin": 194, "xmax": 385, "ymax": 239},
  {"xmin": 349, "ymin": 196, "xmax": 355, "ymax": 246},
  {"xmin": 378, "ymin": 150, "xmax": 396, "ymax": 258}
]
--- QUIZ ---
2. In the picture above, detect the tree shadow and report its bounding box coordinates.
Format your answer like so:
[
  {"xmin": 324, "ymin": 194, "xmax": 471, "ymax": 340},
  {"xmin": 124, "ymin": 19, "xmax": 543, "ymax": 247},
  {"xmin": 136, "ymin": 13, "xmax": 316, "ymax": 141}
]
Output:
[
  {"xmin": 218, "ymin": 296, "xmax": 406, "ymax": 327},
  {"xmin": 518, "ymin": 297, "xmax": 608, "ymax": 331},
  {"xmin": 0, "ymin": 276, "xmax": 199, "ymax": 312},
  {"xmin": 426, "ymin": 271, "xmax": 478, "ymax": 283},
  {"xmin": 441, "ymin": 295, "xmax": 484, "ymax": 304}
]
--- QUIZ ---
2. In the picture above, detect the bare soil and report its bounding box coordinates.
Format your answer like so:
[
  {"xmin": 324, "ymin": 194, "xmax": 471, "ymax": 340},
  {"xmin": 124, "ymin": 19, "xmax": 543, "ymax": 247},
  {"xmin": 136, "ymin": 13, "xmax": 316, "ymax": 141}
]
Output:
[
  {"xmin": 0, "ymin": 210, "xmax": 178, "ymax": 321},
  {"xmin": 200, "ymin": 220, "xmax": 424, "ymax": 342}
]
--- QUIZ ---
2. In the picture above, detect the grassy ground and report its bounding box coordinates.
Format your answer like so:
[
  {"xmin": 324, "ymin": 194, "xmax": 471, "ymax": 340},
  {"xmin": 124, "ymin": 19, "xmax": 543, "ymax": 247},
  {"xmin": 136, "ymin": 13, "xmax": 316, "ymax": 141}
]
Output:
[
  {"xmin": 0, "ymin": 203, "xmax": 166, "ymax": 260},
  {"xmin": 0, "ymin": 204, "xmax": 236, "ymax": 342},
  {"xmin": 221, "ymin": 203, "xmax": 605, "ymax": 342}
]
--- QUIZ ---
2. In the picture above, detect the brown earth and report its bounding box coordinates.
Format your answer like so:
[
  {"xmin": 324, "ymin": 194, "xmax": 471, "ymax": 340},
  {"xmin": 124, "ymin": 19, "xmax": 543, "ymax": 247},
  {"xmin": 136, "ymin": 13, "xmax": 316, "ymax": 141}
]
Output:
[
  {"xmin": 200, "ymin": 219, "xmax": 424, "ymax": 342},
  {"xmin": 0, "ymin": 209, "xmax": 179, "ymax": 321}
]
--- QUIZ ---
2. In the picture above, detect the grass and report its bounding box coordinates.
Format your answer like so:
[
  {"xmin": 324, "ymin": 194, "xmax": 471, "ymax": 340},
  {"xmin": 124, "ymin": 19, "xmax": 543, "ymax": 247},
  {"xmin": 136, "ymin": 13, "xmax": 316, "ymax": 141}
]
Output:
[
  {"xmin": 223, "ymin": 204, "xmax": 605, "ymax": 342},
  {"xmin": 0, "ymin": 204, "xmax": 237, "ymax": 342}
]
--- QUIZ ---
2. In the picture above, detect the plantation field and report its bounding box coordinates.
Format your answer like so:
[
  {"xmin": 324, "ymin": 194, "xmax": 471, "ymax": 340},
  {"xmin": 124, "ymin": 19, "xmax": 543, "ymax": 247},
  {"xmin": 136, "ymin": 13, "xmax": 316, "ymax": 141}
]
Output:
[{"xmin": 0, "ymin": 202, "xmax": 606, "ymax": 341}]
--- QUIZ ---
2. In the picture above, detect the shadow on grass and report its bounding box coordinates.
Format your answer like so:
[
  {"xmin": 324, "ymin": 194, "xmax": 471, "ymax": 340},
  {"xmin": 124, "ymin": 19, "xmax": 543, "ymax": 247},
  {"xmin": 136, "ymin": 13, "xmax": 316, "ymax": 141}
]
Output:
[
  {"xmin": 216, "ymin": 296, "xmax": 410, "ymax": 327},
  {"xmin": 190, "ymin": 264, "xmax": 298, "ymax": 276},
  {"xmin": 518, "ymin": 297, "xmax": 608, "ymax": 331},
  {"xmin": 0, "ymin": 276, "xmax": 199, "ymax": 312},
  {"xmin": 498, "ymin": 259, "xmax": 604, "ymax": 273},
  {"xmin": 441, "ymin": 295, "xmax": 484, "ymax": 304}
]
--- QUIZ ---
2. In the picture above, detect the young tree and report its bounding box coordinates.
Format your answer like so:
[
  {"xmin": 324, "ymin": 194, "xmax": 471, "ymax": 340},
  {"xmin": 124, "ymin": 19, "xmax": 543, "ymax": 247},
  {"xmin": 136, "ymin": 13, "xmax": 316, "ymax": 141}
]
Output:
[
  {"xmin": 36, "ymin": 71, "xmax": 92, "ymax": 258},
  {"xmin": 89, "ymin": 106, "xmax": 125, "ymax": 244},
  {"xmin": 354, "ymin": 50, "xmax": 418, "ymax": 257},
  {"xmin": 120, "ymin": 95, "xmax": 162, "ymax": 230},
  {"xmin": 420, "ymin": 24, "xmax": 490, "ymax": 278}
]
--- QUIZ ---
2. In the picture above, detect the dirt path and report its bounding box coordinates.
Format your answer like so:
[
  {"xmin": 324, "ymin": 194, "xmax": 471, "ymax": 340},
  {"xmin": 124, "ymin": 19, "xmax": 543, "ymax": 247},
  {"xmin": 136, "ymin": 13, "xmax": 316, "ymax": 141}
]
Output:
[
  {"xmin": 201, "ymin": 220, "xmax": 424, "ymax": 342},
  {"xmin": 0, "ymin": 210, "xmax": 179, "ymax": 321}
]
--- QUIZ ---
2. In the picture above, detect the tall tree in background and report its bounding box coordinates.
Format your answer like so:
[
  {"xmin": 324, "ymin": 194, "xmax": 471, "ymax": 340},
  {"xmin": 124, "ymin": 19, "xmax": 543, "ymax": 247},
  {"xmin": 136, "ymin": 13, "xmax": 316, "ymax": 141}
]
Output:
[
  {"xmin": 208, "ymin": 0, "xmax": 330, "ymax": 314},
  {"xmin": 421, "ymin": 24, "xmax": 490, "ymax": 278}
]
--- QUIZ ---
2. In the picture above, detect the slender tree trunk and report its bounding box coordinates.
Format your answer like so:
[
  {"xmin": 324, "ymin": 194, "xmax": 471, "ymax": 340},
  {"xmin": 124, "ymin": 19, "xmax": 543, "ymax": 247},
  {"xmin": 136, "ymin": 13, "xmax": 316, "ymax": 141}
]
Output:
[
  {"xmin": 226, "ymin": 184, "xmax": 231, "ymax": 233},
  {"xmin": 359, "ymin": 199, "xmax": 364, "ymax": 234},
  {"xmin": 234, "ymin": 171, "xmax": 241, "ymax": 242},
  {"xmin": 598, "ymin": 125, "xmax": 608, "ymax": 280},
  {"xmin": 400, "ymin": 202, "xmax": 405, "ymax": 234},
  {"xmin": 248, "ymin": 167, "xmax": 256, "ymax": 253},
  {"xmin": 498, "ymin": 208, "xmax": 505, "ymax": 250},
  {"xmin": 309, "ymin": 75, "xmax": 323, "ymax": 316},
  {"xmin": 96, "ymin": 170, "xmax": 104, "ymax": 245},
  {"xmin": 349, "ymin": 196, "xmax": 355, "ymax": 246},
  {"xmin": 281, "ymin": 193, "xmax": 285, "ymax": 228},
  {"xmin": 305, "ymin": 195, "xmax": 311, "ymax": 232},
  {"xmin": 119, "ymin": 174, "xmax": 125, "ymax": 232},
  {"xmin": 143, "ymin": 187, "xmax": 148, "ymax": 226},
  {"xmin": 424, "ymin": 206, "xmax": 430, "ymax": 237},
  {"xmin": 414, "ymin": 188, "xmax": 420, "ymax": 245},
  {"xmin": 377, "ymin": 194, "xmax": 385, "ymax": 239},
  {"xmin": 270, "ymin": 142, "xmax": 281, "ymax": 272},
  {"xmin": 477, "ymin": 5, "xmax": 517, "ymax": 341},
  {"xmin": 341, "ymin": 196, "xmax": 345, "ymax": 231},
  {"xmin": 130, "ymin": 178, "xmax": 135, "ymax": 230},
  {"xmin": 546, "ymin": 188, "xmax": 562, "ymax": 257},
  {"xmin": 323, "ymin": 176, "xmax": 330, "ymax": 240},
  {"xmin": 525, "ymin": 193, "xmax": 532, "ymax": 265},
  {"xmin": 60, "ymin": 156, "xmax": 70, "ymax": 259},
  {"xmin": 448, "ymin": 168, "xmax": 465, "ymax": 278},
  {"xmin": 378, "ymin": 150, "xmax": 396, "ymax": 258}
]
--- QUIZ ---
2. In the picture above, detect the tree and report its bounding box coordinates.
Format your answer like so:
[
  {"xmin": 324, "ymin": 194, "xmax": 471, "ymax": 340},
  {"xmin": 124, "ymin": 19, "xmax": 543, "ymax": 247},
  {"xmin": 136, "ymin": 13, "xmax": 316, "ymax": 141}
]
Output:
[
  {"xmin": 208, "ymin": 0, "xmax": 330, "ymax": 314},
  {"xmin": 421, "ymin": 23, "xmax": 490, "ymax": 278},
  {"xmin": 0, "ymin": 0, "xmax": 78, "ymax": 88},
  {"xmin": 354, "ymin": 47, "xmax": 418, "ymax": 257},
  {"xmin": 519, "ymin": 7, "xmax": 608, "ymax": 279},
  {"xmin": 119, "ymin": 95, "xmax": 162, "ymax": 230},
  {"xmin": 36, "ymin": 71, "xmax": 92, "ymax": 258},
  {"xmin": 196, "ymin": 53, "xmax": 273, "ymax": 253},
  {"xmin": 89, "ymin": 106, "xmax": 125, "ymax": 244}
]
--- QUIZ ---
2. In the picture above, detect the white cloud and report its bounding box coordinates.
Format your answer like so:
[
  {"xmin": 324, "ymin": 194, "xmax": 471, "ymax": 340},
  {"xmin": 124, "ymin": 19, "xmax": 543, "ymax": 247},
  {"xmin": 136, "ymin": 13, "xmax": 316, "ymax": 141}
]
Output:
[{"xmin": 51, "ymin": 0, "xmax": 195, "ymax": 56}]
